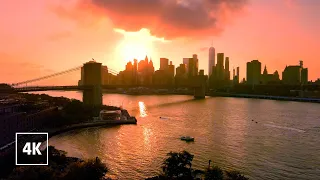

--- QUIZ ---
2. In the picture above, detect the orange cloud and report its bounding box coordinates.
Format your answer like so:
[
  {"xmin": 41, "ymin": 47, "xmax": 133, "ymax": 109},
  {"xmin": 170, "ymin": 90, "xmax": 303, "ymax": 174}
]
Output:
[{"xmin": 51, "ymin": 0, "xmax": 248, "ymax": 39}]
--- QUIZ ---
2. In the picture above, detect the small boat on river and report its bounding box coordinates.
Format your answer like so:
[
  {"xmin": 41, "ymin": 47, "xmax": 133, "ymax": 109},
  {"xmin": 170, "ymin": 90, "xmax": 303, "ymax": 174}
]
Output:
[{"xmin": 180, "ymin": 136, "xmax": 194, "ymax": 142}]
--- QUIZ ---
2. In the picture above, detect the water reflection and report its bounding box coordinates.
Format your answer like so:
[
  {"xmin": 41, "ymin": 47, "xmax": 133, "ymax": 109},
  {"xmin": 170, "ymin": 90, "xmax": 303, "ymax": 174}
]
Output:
[
  {"xmin": 47, "ymin": 93, "xmax": 320, "ymax": 180},
  {"xmin": 143, "ymin": 127, "xmax": 152, "ymax": 151},
  {"xmin": 139, "ymin": 101, "xmax": 148, "ymax": 117}
]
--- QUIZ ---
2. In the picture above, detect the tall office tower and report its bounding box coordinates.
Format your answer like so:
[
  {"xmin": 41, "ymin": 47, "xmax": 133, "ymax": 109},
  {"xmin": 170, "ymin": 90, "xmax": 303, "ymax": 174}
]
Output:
[
  {"xmin": 216, "ymin": 53, "xmax": 224, "ymax": 80},
  {"xmin": 237, "ymin": 67, "xmax": 240, "ymax": 78},
  {"xmin": 148, "ymin": 59, "xmax": 155, "ymax": 74},
  {"xmin": 133, "ymin": 59, "xmax": 138, "ymax": 84},
  {"xmin": 217, "ymin": 53, "xmax": 224, "ymax": 68},
  {"xmin": 188, "ymin": 58, "xmax": 195, "ymax": 78},
  {"xmin": 168, "ymin": 61, "xmax": 175, "ymax": 77},
  {"xmin": 160, "ymin": 58, "xmax": 169, "ymax": 71},
  {"xmin": 232, "ymin": 66, "xmax": 240, "ymax": 84},
  {"xmin": 208, "ymin": 47, "xmax": 215, "ymax": 76},
  {"xmin": 246, "ymin": 60, "xmax": 261, "ymax": 85},
  {"xmin": 193, "ymin": 54, "xmax": 199, "ymax": 76},
  {"xmin": 225, "ymin": 57, "xmax": 230, "ymax": 80}
]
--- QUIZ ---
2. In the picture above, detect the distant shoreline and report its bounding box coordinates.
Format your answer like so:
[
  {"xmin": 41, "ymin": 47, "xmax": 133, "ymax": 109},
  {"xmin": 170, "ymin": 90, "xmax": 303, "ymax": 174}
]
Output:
[{"xmin": 209, "ymin": 92, "xmax": 320, "ymax": 103}]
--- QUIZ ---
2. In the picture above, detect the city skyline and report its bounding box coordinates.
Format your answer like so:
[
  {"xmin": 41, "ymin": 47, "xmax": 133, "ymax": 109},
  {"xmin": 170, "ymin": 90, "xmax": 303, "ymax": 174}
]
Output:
[{"xmin": 1, "ymin": 0, "xmax": 320, "ymax": 84}]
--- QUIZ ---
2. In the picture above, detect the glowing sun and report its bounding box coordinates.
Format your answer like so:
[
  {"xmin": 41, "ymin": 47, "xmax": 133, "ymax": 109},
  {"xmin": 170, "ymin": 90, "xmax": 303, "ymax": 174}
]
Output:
[{"xmin": 115, "ymin": 28, "xmax": 167, "ymax": 62}]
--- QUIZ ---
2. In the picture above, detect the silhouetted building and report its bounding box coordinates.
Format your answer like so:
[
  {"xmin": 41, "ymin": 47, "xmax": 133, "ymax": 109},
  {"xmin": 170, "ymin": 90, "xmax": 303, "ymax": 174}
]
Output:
[
  {"xmin": 282, "ymin": 61, "xmax": 308, "ymax": 85},
  {"xmin": 168, "ymin": 61, "xmax": 175, "ymax": 85},
  {"xmin": 176, "ymin": 64, "xmax": 186, "ymax": 76},
  {"xmin": 193, "ymin": 54, "xmax": 199, "ymax": 76},
  {"xmin": 209, "ymin": 47, "xmax": 215, "ymax": 76},
  {"xmin": 300, "ymin": 61, "xmax": 308, "ymax": 84},
  {"xmin": 153, "ymin": 70, "xmax": 167, "ymax": 85},
  {"xmin": 133, "ymin": 59, "xmax": 138, "ymax": 84},
  {"xmin": 160, "ymin": 58, "xmax": 169, "ymax": 71},
  {"xmin": 261, "ymin": 65, "xmax": 280, "ymax": 84},
  {"xmin": 282, "ymin": 66, "xmax": 301, "ymax": 85},
  {"xmin": 233, "ymin": 67, "xmax": 240, "ymax": 84},
  {"xmin": 246, "ymin": 60, "xmax": 261, "ymax": 85},
  {"xmin": 188, "ymin": 56, "xmax": 198, "ymax": 79},
  {"xmin": 135, "ymin": 56, "xmax": 154, "ymax": 85},
  {"xmin": 237, "ymin": 67, "xmax": 240, "ymax": 78},
  {"xmin": 126, "ymin": 61, "xmax": 133, "ymax": 71},
  {"xmin": 183, "ymin": 58, "xmax": 189, "ymax": 73},
  {"xmin": 199, "ymin": 69, "xmax": 204, "ymax": 76},
  {"xmin": 175, "ymin": 64, "xmax": 187, "ymax": 87},
  {"xmin": 225, "ymin": 57, "xmax": 230, "ymax": 81},
  {"xmin": 216, "ymin": 53, "xmax": 224, "ymax": 80}
]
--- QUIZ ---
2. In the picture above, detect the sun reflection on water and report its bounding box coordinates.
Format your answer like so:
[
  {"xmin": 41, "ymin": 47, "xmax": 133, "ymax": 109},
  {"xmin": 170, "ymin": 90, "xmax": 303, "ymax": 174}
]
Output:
[
  {"xmin": 143, "ymin": 127, "xmax": 153, "ymax": 150},
  {"xmin": 139, "ymin": 101, "xmax": 148, "ymax": 117}
]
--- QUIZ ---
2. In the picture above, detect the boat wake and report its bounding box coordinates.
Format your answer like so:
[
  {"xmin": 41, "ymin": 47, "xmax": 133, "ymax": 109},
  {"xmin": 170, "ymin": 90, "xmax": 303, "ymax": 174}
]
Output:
[{"xmin": 264, "ymin": 124, "xmax": 305, "ymax": 133}]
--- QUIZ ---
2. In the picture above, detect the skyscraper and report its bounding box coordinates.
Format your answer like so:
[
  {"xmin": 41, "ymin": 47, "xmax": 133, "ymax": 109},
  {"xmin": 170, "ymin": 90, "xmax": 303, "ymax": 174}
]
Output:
[
  {"xmin": 225, "ymin": 57, "xmax": 230, "ymax": 80},
  {"xmin": 188, "ymin": 58, "xmax": 195, "ymax": 78},
  {"xmin": 160, "ymin": 58, "xmax": 169, "ymax": 71},
  {"xmin": 237, "ymin": 67, "xmax": 240, "ymax": 77},
  {"xmin": 168, "ymin": 61, "xmax": 175, "ymax": 77},
  {"xmin": 246, "ymin": 60, "xmax": 261, "ymax": 85},
  {"xmin": 193, "ymin": 54, "xmax": 199, "ymax": 76},
  {"xmin": 216, "ymin": 53, "xmax": 224, "ymax": 80},
  {"xmin": 208, "ymin": 47, "xmax": 215, "ymax": 76}
]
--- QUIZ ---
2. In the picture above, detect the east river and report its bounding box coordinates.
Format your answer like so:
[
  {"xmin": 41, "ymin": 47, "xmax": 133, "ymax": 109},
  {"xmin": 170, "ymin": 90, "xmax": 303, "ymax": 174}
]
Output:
[{"xmin": 36, "ymin": 91, "xmax": 320, "ymax": 180}]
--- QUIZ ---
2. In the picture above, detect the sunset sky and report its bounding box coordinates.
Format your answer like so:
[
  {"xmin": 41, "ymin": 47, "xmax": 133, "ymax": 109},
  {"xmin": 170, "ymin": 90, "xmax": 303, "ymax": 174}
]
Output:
[{"xmin": 0, "ymin": 0, "xmax": 319, "ymax": 85}]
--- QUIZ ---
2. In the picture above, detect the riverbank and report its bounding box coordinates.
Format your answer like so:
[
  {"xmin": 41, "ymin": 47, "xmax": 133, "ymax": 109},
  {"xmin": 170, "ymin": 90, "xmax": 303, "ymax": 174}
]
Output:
[
  {"xmin": 210, "ymin": 92, "xmax": 320, "ymax": 103},
  {"xmin": 48, "ymin": 117, "xmax": 137, "ymax": 138},
  {"xmin": 0, "ymin": 93, "xmax": 137, "ymax": 154}
]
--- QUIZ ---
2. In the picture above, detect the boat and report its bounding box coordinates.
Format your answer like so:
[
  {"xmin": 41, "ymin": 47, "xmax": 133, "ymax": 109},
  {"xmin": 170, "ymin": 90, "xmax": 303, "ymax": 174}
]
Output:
[
  {"xmin": 99, "ymin": 110, "xmax": 122, "ymax": 121},
  {"xmin": 180, "ymin": 136, "xmax": 194, "ymax": 142}
]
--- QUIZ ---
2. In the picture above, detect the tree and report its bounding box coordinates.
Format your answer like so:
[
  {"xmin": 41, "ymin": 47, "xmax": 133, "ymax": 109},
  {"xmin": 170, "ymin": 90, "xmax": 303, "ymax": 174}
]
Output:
[
  {"xmin": 62, "ymin": 157, "xmax": 108, "ymax": 180},
  {"xmin": 225, "ymin": 170, "xmax": 249, "ymax": 180},
  {"xmin": 204, "ymin": 166, "xmax": 223, "ymax": 180},
  {"xmin": 48, "ymin": 146, "xmax": 67, "ymax": 165},
  {"xmin": 162, "ymin": 151, "xmax": 194, "ymax": 178},
  {"xmin": 7, "ymin": 166, "xmax": 56, "ymax": 180}
]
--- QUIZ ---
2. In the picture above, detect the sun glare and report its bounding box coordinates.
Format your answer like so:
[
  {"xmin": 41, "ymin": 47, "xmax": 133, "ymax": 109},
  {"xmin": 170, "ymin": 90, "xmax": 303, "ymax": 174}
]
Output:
[
  {"xmin": 118, "ymin": 40, "xmax": 151, "ymax": 62},
  {"xmin": 115, "ymin": 28, "xmax": 166, "ymax": 62}
]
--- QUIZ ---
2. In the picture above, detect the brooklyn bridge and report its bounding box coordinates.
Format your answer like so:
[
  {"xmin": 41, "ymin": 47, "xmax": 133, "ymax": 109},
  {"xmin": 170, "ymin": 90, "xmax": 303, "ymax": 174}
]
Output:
[{"xmin": 1, "ymin": 60, "xmax": 207, "ymax": 106}]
